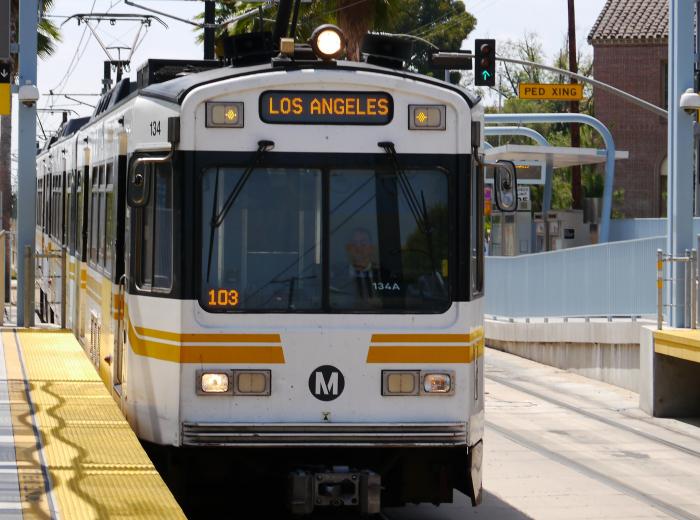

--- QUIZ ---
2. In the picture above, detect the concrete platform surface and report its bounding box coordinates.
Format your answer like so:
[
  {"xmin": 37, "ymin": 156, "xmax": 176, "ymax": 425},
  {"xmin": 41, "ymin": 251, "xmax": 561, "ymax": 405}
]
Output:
[{"xmin": 383, "ymin": 347, "xmax": 700, "ymax": 520}]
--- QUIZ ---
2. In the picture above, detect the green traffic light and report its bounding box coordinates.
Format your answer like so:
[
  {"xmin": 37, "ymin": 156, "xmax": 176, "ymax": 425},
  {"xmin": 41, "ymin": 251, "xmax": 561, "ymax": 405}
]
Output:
[{"xmin": 482, "ymin": 70, "xmax": 492, "ymax": 80}]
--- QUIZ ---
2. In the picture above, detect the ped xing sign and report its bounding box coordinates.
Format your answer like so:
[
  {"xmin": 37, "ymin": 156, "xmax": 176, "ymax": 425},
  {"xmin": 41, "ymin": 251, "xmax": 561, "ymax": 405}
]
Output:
[{"xmin": 519, "ymin": 83, "xmax": 583, "ymax": 101}]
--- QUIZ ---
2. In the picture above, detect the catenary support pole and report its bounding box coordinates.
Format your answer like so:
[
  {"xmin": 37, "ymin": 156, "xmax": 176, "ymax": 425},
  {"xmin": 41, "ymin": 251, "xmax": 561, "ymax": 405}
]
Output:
[
  {"xmin": 485, "ymin": 113, "xmax": 617, "ymax": 243},
  {"xmin": 204, "ymin": 1, "xmax": 215, "ymax": 60},
  {"xmin": 16, "ymin": 0, "xmax": 38, "ymax": 327},
  {"xmin": 667, "ymin": 0, "xmax": 696, "ymax": 328}
]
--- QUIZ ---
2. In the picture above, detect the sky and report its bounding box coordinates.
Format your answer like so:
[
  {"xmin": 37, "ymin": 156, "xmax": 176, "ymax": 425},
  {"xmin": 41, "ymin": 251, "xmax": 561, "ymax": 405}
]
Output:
[{"xmin": 10, "ymin": 0, "xmax": 610, "ymax": 172}]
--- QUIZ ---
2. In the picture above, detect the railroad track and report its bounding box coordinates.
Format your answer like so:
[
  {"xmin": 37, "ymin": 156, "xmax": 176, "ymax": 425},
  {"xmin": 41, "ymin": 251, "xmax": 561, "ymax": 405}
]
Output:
[{"xmin": 486, "ymin": 372, "xmax": 700, "ymax": 458}]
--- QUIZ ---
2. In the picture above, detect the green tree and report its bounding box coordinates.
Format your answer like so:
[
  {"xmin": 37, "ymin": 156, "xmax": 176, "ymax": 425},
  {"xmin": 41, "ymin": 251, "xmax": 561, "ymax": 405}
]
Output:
[
  {"xmin": 383, "ymin": 0, "xmax": 475, "ymax": 75},
  {"xmin": 0, "ymin": 0, "xmax": 61, "ymax": 245},
  {"xmin": 198, "ymin": 0, "xmax": 475, "ymax": 68}
]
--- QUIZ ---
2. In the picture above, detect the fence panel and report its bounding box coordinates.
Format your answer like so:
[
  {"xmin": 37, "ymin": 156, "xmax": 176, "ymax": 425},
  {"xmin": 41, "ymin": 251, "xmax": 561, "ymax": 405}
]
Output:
[{"xmin": 485, "ymin": 236, "xmax": 665, "ymax": 317}]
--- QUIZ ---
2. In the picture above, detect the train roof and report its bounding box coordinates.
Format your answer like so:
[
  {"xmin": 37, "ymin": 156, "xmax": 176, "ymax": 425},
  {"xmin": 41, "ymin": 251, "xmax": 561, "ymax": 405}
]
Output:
[{"xmin": 140, "ymin": 60, "xmax": 480, "ymax": 108}]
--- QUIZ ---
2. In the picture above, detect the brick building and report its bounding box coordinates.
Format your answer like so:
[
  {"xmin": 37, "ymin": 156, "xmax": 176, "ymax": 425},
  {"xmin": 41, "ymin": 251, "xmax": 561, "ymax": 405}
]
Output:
[{"xmin": 588, "ymin": 0, "xmax": 668, "ymax": 217}]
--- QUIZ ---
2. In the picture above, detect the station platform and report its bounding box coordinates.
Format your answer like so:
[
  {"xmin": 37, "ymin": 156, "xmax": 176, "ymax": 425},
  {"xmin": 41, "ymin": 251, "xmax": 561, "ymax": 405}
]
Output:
[{"xmin": 0, "ymin": 328, "xmax": 185, "ymax": 519}]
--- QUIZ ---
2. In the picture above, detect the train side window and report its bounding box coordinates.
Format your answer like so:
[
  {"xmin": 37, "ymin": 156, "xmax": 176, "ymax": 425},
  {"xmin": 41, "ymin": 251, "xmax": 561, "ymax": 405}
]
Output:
[
  {"xmin": 90, "ymin": 167, "xmax": 100, "ymax": 265},
  {"xmin": 36, "ymin": 179, "xmax": 42, "ymax": 226},
  {"xmin": 98, "ymin": 165, "xmax": 106, "ymax": 267},
  {"xmin": 135, "ymin": 162, "xmax": 173, "ymax": 292},
  {"xmin": 105, "ymin": 163, "xmax": 114, "ymax": 275}
]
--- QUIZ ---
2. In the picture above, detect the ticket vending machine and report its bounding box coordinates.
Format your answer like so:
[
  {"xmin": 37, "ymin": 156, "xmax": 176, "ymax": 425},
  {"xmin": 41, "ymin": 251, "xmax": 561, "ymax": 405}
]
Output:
[
  {"xmin": 490, "ymin": 187, "xmax": 533, "ymax": 256},
  {"xmin": 534, "ymin": 210, "xmax": 590, "ymax": 252}
]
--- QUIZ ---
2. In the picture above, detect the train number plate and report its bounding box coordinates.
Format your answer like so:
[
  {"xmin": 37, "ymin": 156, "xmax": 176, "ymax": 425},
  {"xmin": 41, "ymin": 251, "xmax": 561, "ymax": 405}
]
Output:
[{"xmin": 259, "ymin": 91, "xmax": 393, "ymax": 125}]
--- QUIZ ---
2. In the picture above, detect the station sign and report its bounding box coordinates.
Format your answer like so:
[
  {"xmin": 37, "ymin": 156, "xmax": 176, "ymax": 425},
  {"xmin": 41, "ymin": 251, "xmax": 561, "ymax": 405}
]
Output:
[
  {"xmin": 519, "ymin": 83, "xmax": 583, "ymax": 101},
  {"xmin": 0, "ymin": 61, "xmax": 10, "ymax": 116},
  {"xmin": 260, "ymin": 91, "xmax": 393, "ymax": 125},
  {"xmin": 485, "ymin": 160, "xmax": 546, "ymax": 185}
]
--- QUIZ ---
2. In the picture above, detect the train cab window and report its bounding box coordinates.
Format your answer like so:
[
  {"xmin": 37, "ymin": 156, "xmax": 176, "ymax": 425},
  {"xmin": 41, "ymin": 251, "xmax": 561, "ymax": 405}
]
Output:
[
  {"xmin": 135, "ymin": 163, "xmax": 173, "ymax": 292},
  {"xmin": 328, "ymin": 169, "xmax": 450, "ymax": 312},
  {"xmin": 201, "ymin": 167, "xmax": 322, "ymax": 311},
  {"xmin": 199, "ymin": 166, "xmax": 449, "ymax": 313}
]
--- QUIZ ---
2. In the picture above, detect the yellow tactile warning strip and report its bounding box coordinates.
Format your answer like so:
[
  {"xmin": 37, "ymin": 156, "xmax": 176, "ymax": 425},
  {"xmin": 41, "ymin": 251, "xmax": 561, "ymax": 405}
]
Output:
[
  {"xmin": 3, "ymin": 331, "xmax": 56, "ymax": 518},
  {"xmin": 5, "ymin": 329, "xmax": 186, "ymax": 519},
  {"xmin": 128, "ymin": 322, "xmax": 286, "ymax": 364},
  {"xmin": 654, "ymin": 328, "xmax": 700, "ymax": 364},
  {"xmin": 366, "ymin": 328, "xmax": 485, "ymax": 363}
]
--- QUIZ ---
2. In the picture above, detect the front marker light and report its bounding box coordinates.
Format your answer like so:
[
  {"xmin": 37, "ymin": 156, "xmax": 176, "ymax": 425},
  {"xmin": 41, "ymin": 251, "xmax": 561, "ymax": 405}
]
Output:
[
  {"xmin": 197, "ymin": 370, "xmax": 233, "ymax": 395},
  {"xmin": 234, "ymin": 370, "xmax": 271, "ymax": 396},
  {"xmin": 382, "ymin": 371, "xmax": 420, "ymax": 396},
  {"xmin": 423, "ymin": 373, "xmax": 452, "ymax": 394}
]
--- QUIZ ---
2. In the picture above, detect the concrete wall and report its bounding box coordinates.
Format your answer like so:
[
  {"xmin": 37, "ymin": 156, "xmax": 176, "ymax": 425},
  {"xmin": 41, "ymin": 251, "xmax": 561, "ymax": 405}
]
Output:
[
  {"xmin": 640, "ymin": 326, "xmax": 700, "ymax": 417},
  {"xmin": 485, "ymin": 319, "xmax": 651, "ymax": 392}
]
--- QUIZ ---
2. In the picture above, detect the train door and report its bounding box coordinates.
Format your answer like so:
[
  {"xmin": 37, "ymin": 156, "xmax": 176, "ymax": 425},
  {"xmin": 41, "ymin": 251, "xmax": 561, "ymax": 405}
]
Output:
[{"xmin": 77, "ymin": 160, "xmax": 90, "ymax": 343}]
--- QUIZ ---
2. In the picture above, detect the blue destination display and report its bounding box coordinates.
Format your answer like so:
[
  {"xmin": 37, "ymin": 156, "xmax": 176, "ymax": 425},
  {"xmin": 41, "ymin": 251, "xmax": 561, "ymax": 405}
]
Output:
[{"xmin": 260, "ymin": 91, "xmax": 393, "ymax": 125}]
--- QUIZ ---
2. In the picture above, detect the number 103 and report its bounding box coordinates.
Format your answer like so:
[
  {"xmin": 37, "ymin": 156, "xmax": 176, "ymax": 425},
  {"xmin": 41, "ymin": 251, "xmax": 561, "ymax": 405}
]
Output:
[{"xmin": 208, "ymin": 289, "xmax": 240, "ymax": 307}]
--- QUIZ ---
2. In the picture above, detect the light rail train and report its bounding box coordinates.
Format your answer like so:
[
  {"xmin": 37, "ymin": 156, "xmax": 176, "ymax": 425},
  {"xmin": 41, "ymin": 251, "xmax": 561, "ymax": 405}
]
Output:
[{"xmin": 33, "ymin": 5, "xmax": 515, "ymax": 514}]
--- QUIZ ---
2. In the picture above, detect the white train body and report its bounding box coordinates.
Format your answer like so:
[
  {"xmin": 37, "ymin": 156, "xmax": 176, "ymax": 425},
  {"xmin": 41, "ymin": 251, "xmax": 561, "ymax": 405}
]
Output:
[{"xmin": 35, "ymin": 58, "xmax": 486, "ymax": 511}]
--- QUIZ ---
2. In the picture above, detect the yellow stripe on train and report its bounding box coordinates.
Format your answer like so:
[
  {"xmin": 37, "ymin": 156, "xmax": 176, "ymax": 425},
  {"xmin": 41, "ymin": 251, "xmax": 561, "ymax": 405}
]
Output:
[{"xmin": 127, "ymin": 323, "xmax": 286, "ymax": 364}]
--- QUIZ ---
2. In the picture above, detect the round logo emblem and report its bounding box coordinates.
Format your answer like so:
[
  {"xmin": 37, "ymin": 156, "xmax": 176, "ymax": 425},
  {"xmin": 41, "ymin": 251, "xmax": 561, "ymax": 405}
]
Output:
[{"xmin": 308, "ymin": 365, "xmax": 345, "ymax": 401}]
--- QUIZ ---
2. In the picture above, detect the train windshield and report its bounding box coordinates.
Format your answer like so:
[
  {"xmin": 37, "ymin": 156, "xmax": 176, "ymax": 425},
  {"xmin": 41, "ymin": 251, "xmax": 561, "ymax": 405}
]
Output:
[{"xmin": 201, "ymin": 166, "xmax": 450, "ymax": 313}]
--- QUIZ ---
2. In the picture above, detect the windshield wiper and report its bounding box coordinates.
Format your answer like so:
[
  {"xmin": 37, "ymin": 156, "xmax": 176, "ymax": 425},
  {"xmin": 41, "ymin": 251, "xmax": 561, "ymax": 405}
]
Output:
[
  {"xmin": 206, "ymin": 140, "xmax": 275, "ymax": 282},
  {"xmin": 378, "ymin": 141, "xmax": 432, "ymax": 236},
  {"xmin": 378, "ymin": 142, "xmax": 446, "ymax": 294}
]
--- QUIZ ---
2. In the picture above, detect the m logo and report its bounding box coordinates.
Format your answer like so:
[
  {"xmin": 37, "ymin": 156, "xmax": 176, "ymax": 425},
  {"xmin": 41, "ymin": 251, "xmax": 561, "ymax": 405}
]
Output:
[{"xmin": 308, "ymin": 365, "xmax": 345, "ymax": 401}]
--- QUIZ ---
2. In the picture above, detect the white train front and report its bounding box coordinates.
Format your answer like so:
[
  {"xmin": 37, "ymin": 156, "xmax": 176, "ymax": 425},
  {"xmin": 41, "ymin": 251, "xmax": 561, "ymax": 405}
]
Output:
[{"xmin": 35, "ymin": 32, "xmax": 488, "ymax": 514}]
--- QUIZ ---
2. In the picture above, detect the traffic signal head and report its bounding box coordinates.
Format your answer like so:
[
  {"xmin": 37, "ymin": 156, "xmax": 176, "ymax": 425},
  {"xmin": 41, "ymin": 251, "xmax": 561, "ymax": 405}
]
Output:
[{"xmin": 475, "ymin": 38, "xmax": 496, "ymax": 87}]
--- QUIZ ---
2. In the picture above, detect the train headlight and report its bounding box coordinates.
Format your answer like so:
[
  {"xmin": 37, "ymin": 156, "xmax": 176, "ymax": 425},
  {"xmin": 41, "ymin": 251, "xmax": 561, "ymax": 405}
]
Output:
[
  {"xmin": 310, "ymin": 25, "xmax": 346, "ymax": 61},
  {"xmin": 198, "ymin": 370, "xmax": 232, "ymax": 395},
  {"xmin": 234, "ymin": 370, "xmax": 271, "ymax": 396},
  {"xmin": 382, "ymin": 371, "xmax": 420, "ymax": 396},
  {"xmin": 423, "ymin": 373, "xmax": 453, "ymax": 394}
]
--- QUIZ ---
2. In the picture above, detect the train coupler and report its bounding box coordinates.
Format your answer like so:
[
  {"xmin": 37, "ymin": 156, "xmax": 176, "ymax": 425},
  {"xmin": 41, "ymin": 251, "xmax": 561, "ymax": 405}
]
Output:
[{"xmin": 287, "ymin": 467, "xmax": 381, "ymax": 516}]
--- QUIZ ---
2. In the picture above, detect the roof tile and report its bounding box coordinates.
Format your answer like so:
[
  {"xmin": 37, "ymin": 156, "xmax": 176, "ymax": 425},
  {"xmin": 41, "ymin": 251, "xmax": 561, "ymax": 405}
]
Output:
[{"xmin": 588, "ymin": 0, "xmax": 668, "ymax": 44}]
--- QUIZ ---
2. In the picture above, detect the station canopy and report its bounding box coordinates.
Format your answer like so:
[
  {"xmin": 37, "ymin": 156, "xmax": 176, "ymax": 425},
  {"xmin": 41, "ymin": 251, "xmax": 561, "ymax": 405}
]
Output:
[{"xmin": 484, "ymin": 144, "xmax": 629, "ymax": 169}]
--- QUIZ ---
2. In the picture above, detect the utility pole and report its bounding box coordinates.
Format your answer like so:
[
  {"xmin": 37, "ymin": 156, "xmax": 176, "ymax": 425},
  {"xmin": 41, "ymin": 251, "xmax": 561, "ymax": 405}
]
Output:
[
  {"xmin": 17, "ymin": 0, "xmax": 38, "ymax": 327},
  {"xmin": 667, "ymin": 0, "xmax": 695, "ymax": 327},
  {"xmin": 567, "ymin": 0, "xmax": 582, "ymax": 210},
  {"xmin": 204, "ymin": 1, "xmax": 215, "ymax": 60}
]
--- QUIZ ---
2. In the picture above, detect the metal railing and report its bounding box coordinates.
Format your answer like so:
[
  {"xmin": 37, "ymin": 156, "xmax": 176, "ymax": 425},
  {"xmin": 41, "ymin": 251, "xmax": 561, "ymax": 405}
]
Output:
[
  {"xmin": 656, "ymin": 249, "xmax": 698, "ymax": 330},
  {"xmin": 30, "ymin": 245, "xmax": 67, "ymax": 328}
]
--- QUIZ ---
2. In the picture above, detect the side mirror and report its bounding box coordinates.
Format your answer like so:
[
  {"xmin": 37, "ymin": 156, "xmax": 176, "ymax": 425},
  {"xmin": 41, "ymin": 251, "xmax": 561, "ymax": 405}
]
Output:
[
  {"xmin": 493, "ymin": 160, "xmax": 518, "ymax": 212},
  {"xmin": 127, "ymin": 161, "xmax": 151, "ymax": 208}
]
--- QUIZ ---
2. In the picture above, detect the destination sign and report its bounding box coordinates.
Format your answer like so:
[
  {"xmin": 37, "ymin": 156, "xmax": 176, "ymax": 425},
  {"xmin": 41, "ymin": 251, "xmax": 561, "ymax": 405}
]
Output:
[
  {"xmin": 260, "ymin": 91, "xmax": 393, "ymax": 125},
  {"xmin": 519, "ymin": 83, "xmax": 584, "ymax": 101}
]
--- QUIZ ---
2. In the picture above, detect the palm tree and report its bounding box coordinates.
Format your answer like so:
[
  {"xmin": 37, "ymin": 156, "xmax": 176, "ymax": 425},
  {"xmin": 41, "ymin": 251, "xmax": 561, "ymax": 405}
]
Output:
[
  {"xmin": 335, "ymin": 0, "xmax": 391, "ymax": 61},
  {"xmin": 0, "ymin": 0, "xmax": 60, "ymax": 286},
  {"xmin": 198, "ymin": 0, "xmax": 392, "ymax": 61}
]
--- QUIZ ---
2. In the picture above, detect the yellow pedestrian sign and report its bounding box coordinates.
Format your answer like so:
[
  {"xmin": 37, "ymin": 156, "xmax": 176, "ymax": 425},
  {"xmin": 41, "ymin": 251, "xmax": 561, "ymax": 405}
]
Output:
[{"xmin": 519, "ymin": 83, "xmax": 584, "ymax": 101}]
